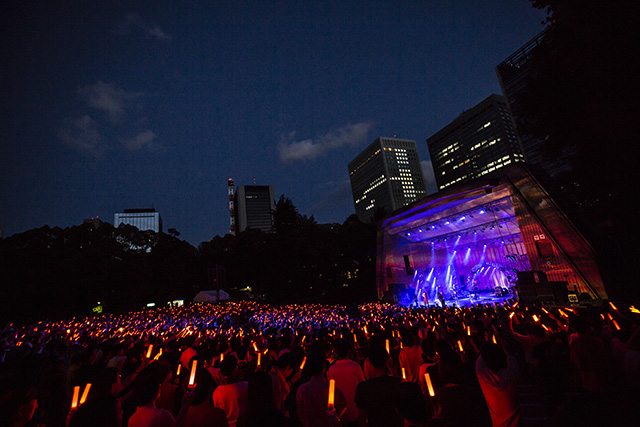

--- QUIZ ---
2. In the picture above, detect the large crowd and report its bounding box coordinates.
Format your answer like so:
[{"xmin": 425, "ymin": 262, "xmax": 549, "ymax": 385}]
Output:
[{"xmin": 1, "ymin": 300, "xmax": 638, "ymax": 426}]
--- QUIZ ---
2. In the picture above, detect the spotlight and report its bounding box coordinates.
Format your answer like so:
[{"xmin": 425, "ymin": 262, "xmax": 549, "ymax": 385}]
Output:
[
  {"xmin": 445, "ymin": 221, "xmax": 450, "ymax": 225},
  {"xmin": 418, "ymin": 229, "xmax": 423, "ymax": 232},
  {"xmin": 407, "ymin": 232, "xmax": 411, "ymax": 236},
  {"xmin": 479, "ymin": 209, "xmax": 485, "ymax": 215},
  {"xmin": 460, "ymin": 216, "xmax": 466, "ymax": 221}
]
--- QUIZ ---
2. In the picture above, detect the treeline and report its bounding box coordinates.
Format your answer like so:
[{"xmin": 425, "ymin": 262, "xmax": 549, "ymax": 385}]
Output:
[{"xmin": 0, "ymin": 196, "xmax": 376, "ymax": 325}]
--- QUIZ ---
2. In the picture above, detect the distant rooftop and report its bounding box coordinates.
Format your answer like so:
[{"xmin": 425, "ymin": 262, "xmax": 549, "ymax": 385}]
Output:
[{"xmin": 123, "ymin": 208, "xmax": 157, "ymax": 213}]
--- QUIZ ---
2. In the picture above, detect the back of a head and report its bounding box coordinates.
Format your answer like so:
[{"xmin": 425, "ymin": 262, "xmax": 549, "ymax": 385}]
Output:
[
  {"xmin": 275, "ymin": 352, "xmax": 293, "ymax": 371},
  {"xmin": 69, "ymin": 394, "xmax": 121, "ymax": 427},
  {"xmin": 219, "ymin": 354, "xmax": 238, "ymax": 378},
  {"xmin": 570, "ymin": 316, "xmax": 589, "ymax": 335},
  {"xmin": 439, "ymin": 350, "xmax": 465, "ymax": 385},
  {"xmin": 480, "ymin": 343, "xmax": 507, "ymax": 375},
  {"xmin": 306, "ymin": 351, "xmax": 327, "ymax": 376},
  {"xmin": 133, "ymin": 376, "xmax": 160, "ymax": 407},
  {"xmin": 420, "ymin": 336, "xmax": 436, "ymax": 358},
  {"xmin": 333, "ymin": 338, "xmax": 350, "ymax": 360},
  {"xmin": 368, "ymin": 345, "xmax": 389, "ymax": 370},
  {"xmin": 193, "ymin": 369, "xmax": 214, "ymax": 406},
  {"xmin": 395, "ymin": 381, "xmax": 430, "ymax": 424},
  {"xmin": 248, "ymin": 371, "xmax": 275, "ymax": 412}
]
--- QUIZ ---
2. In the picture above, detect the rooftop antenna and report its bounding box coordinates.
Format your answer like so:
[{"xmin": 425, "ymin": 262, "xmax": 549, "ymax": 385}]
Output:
[{"xmin": 228, "ymin": 179, "xmax": 236, "ymax": 235}]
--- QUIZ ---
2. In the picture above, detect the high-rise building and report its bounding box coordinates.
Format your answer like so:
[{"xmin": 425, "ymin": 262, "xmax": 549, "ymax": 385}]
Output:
[
  {"xmin": 426, "ymin": 94, "xmax": 525, "ymax": 190},
  {"xmin": 495, "ymin": 30, "xmax": 572, "ymax": 178},
  {"xmin": 114, "ymin": 208, "xmax": 162, "ymax": 233},
  {"xmin": 348, "ymin": 137, "xmax": 427, "ymax": 223},
  {"xmin": 234, "ymin": 185, "xmax": 275, "ymax": 233}
]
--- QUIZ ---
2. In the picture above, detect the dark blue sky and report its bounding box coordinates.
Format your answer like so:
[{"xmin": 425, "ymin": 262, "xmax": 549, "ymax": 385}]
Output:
[{"xmin": 1, "ymin": 1, "xmax": 546, "ymax": 246}]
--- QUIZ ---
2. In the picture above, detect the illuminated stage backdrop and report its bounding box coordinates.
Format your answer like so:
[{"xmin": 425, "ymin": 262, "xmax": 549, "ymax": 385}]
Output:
[{"xmin": 376, "ymin": 164, "xmax": 606, "ymax": 306}]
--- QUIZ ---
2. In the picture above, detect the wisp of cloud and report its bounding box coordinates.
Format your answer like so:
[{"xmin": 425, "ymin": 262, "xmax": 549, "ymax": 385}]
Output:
[{"xmin": 279, "ymin": 122, "xmax": 374, "ymax": 162}]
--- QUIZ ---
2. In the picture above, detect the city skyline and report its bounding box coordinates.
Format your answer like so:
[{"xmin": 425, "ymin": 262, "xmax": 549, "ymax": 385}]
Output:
[{"xmin": 1, "ymin": 1, "xmax": 547, "ymax": 245}]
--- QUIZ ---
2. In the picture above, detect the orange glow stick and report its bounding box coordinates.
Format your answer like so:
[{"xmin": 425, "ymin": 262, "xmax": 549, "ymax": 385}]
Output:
[
  {"xmin": 176, "ymin": 364, "xmax": 181, "ymax": 377},
  {"xmin": 610, "ymin": 302, "xmax": 618, "ymax": 311},
  {"xmin": 188, "ymin": 360, "xmax": 197, "ymax": 388},
  {"xmin": 257, "ymin": 352, "xmax": 261, "ymax": 366},
  {"xmin": 146, "ymin": 344, "xmax": 153, "ymax": 359},
  {"xmin": 153, "ymin": 348, "xmax": 163, "ymax": 361},
  {"xmin": 353, "ymin": 333, "xmax": 357, "ymax": 343},
  {"xmin": 509, "ymin": 312, "xmax": 515, "ymax": 319},
  {"xmin": 457, "ymin": 340, "xmax": 463, "ymax": 352},
  {"xmin": 71, "ymin": 386, "xmax": 80, "ymax": 409},
  {"xmin": 425, "ymin": 373, "xmax": 435, "ymax": 397},
  {"xmin": 613, "ymin": 320, "xmax": 621, "ymax": 331},
  {"xmin": 608, "ymin": 313, "xmax": 614, "ymax": 321},
  {"xmin": 492, "ymin": 335, "xmax": 497, "ymax": 344},
  {"xmin": 328, "ymin": 379, "xmax": 335, "ymax": 409},
  {"xmin": 601, "ymin": 314, "xmax": 606, "ymax": 320},
  {"xmin": 79, "ymin": 383, "xmax": 91, "ymax": 405},
  {"xmin": 402, "ymin": 367, "xmax": 406, "ymax": 380},
  {"xmin": 533, "ymin": 315, "xmax": 539, "ymax": 322},
  {"xmin": 253, "ymin": 342, "xmax": 259, "ymax": 352},
  {"xmin": 386, "ymin": 339, "xmax": 390, "ymax": 354},
  {"xmin": 467, "ymin": 326, "xmax": 471, "ymax": 336},
  {"xmin": 300, "ymin": 356, "xmax": 307, "ymax": 370},
  {"xmin": 220, "ymin": 353, "xmax": 224, "ymax": 361}
]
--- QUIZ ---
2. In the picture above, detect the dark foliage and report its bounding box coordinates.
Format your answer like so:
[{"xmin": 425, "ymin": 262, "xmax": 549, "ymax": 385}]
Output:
[
  {"xmin": 1, "ymin": 198, "xmax": 376, "ymax": 325},
  {"xmin": 517, "ymin": 1, "xmax": 640, "ymax": 301}
]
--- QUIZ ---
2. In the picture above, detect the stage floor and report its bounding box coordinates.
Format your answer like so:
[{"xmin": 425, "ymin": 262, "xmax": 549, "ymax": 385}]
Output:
[{"xmin": 411, "ymin": 291, "xmax": 515, "ymax": 308}]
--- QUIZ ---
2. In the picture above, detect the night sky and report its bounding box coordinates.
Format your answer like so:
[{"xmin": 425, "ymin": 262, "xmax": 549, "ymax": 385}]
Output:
[{"xmin": 1, "ymin": 1, "xmax": 546, "ymax": 246}]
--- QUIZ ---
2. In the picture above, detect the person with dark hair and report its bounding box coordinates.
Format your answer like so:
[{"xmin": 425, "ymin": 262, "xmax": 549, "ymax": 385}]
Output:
[
  {"xmin": 417, "ymin": 336, "xmax": 440, "ymax": 400},
  {"xmin": 269, "ymin": 352, "xmax": 294, "ymax": 414},
  {"xmin": 435, "ymin": 350, "xmax": 490, "ymax": 427},
  {"xmin": 327, "ymin": 338, "xmax": 364, "ymax": 426},
  {"xmin": 183, "ymin": 370, "xmax": 228, "ymax": 427},
  {"xmin": 354, "ymin": 346, "xmax": 403, "ymax": 427},
  {"xmin": 238, "ymin": 371, "xmax": 288, "ymax": 427},
  {"xmin": 476, "ymin": 337, "xmax": 519, "ymax": 427},
  {"xmin": 128, "ymin": 376, "xmax": 175, "ymax": 427},
  {"xmin": 296, "ymin": 351, "xmax": 346, "ymax": 427},
  {"xmin": 394, "ymin": 381, "xmax": 434, "ymax": 427},
  {"xmin": 398, "ymin": 331, "xmax": 423, "ymax": 382},
  {"xmin": 568, "ymin": 316, "xmax": 613, "ymax": 393},
  {"xmin": 68, "ymin": 394, "xmax": 123, "ymax": 427},
  {"xmin": 213, "ymin": 355, "xmax": 248, "ymax": 427}
]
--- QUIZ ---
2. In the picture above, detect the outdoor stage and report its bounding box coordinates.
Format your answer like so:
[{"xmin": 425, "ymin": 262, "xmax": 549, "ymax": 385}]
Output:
[{"xmin": 376, "ymin": 164, "xmax": 607, "ymax": 307}]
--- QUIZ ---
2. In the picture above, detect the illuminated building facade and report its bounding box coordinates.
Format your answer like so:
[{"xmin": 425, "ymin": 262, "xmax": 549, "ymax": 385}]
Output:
[
  {"xmin": 114, "ymin": 208, "xmax": 162, "ymax": 233},
  {"xmin": 349, "ymin": 137, "xmax": 427, "ymax": 223},
  {"xmin": 234, "ymin": 185, "xmax": 275, "ymax": 233},
  {"xmin": 377, "ymin": 163, "xmax": 606, "ymax": 306},
  {"xmin": 495, "ymin": 30, "xmax": 573, "ymax": 178},
  {"xmin": 427, "ymin": 94, "xmax": 524, "ymax": 190}
]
